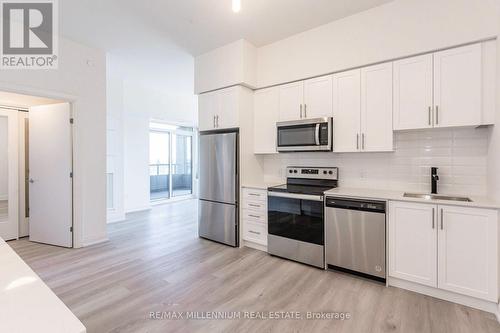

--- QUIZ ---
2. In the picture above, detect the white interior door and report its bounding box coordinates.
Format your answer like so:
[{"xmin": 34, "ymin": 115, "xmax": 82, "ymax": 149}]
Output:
[
  {"xmin": 29, "ymin": 103, "xmax": 73, "ymax": 247},
  {"xmin": 0, "ymin": 109, "xmax": 19, "ymax": 241}
]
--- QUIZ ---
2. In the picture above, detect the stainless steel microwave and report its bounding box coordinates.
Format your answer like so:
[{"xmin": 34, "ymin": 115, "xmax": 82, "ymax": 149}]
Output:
[{"xmin": 276, "ymin": 117, "xmax": 333, "ymax": 152}]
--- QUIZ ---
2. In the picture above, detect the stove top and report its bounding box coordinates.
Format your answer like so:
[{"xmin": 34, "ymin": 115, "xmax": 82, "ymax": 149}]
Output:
[
  {"xmin": 267, "ymin": 166, "xmax": 338, "ymax": 196},
  {"xmin": 268, "ymin": 183, "xmax": 336, "ymax": 196}
]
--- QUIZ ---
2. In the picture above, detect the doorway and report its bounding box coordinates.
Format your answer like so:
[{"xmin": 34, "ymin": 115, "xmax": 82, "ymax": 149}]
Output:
[
  {"xmin": 149, "ymin": 122, "xmax": 194, "ymax": 202},
  {"xmin": 0, "ymin": 91, "xmax": 74, "ymax": 248}
]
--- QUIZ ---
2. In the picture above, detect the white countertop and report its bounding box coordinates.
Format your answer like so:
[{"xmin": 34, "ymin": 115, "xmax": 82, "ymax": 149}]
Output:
[
  {"xmin": 242, "ymin": 181, "xmax": 282, "ymax": 190},
  {"xmin": 0, "ymin": 238, "xmax": 86, "ymax": 333},
  {"xmin": 324, "ymin": 187, "xmax": 500, "ymax": 209}
]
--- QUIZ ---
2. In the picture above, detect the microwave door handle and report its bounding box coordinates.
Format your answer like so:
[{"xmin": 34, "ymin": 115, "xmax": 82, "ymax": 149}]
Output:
[{"xmin": 315, "ymin": 124, "xmax": 320, "ymax": 145}]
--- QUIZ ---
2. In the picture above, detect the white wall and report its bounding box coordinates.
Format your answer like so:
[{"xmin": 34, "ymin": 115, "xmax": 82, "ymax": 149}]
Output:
[
  {"xmin": 0, "ymin": 117, "xmax": 7, "ymax": 200},
  {"xmin": 106, "ymin": 48, "xmax": 197, "ymax": 217},
  {"xmin": 487, "ymin": 1, "xmax": 500, "ymax": 201},
  {"xmin": 0, "ymin": 37, "xmax": 107, "ymax": 246},
  {"xmin": 257, "ymin": 0, "xmax": 499, "ymax": 87}
]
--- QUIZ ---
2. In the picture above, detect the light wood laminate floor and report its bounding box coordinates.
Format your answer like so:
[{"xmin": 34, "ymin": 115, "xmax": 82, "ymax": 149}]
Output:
[{"xmin": 8, "ymin": 199, "xmax": 500, "ymax": 333}]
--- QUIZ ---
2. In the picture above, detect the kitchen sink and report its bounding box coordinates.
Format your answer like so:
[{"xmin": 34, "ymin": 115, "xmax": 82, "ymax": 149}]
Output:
[{"xmin": 403, "ymin": 193, "xmax": 473, "ymax": 202}]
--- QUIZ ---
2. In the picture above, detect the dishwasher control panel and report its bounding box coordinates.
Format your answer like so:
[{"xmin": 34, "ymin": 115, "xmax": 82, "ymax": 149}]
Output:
[{"xmin": 325, "ymin": 197, "xmax": 386, "ymax": 213}]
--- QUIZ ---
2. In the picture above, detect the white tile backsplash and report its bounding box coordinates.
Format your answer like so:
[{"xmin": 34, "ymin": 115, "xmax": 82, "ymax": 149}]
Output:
[{"xmin": 263, "ymin": 127, "xmax": 490, "ymax": 196}]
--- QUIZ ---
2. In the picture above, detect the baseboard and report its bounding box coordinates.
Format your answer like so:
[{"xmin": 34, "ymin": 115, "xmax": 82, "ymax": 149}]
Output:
[
  {"xmin": 388, "ymin": 277, "xmax": 499, "ymax": 316},
  {"xmin": 81, "ymin": 237, "xmax": 109, "ymax": 247},
  {"xmin": 243, "ymin": 240, "xmax": 267, "ymax": 252},
  {"xmin": 107, "ymin": 212, "xmax": 126, "ymax": 224},
  {"xmin": 125, "ymin": 205, "xmax": 151, "ymax": 214}
]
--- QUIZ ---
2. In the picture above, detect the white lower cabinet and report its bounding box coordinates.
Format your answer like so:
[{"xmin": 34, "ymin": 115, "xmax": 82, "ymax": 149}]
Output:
[
  {"xmin": 389, "ymin": 201, "xmax": 498, "ymax": 302},
  {"xmin": 242, "ymin": 188, "xmax": 267, "ymax": 246},
  {"xmin": 437, "ymin": 205, "xmax": 498, "ymax": 301},
  {"xmin": 389, "ymin": 202, "xmax": 437, "ymax": 287}
]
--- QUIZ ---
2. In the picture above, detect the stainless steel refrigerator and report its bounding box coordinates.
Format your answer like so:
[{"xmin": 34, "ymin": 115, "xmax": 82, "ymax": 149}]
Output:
[{"xmin": 198, "ymin": 130, "xmax": 239, "ymax": 247}]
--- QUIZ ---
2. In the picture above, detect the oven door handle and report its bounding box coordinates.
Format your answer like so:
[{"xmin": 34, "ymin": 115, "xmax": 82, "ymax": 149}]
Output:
[
  {"xmin": 268, "ymin": 191, "xmax": 324, "ymax": 202},
  {"xmin": 315, "ymin": 124, "xmax": 320, "ymax": 146}
]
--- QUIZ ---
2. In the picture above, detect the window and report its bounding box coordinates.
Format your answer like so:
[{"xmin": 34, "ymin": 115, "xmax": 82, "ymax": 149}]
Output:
[{"xmin": 149, "ymin": 122, "xmax": 193, "ymax": 201}]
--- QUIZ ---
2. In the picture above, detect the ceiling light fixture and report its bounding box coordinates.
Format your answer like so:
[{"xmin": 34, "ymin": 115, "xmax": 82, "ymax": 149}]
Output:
[{"xmin": 232, "ymin": 0, "xmax": 241, "ymax": 13}]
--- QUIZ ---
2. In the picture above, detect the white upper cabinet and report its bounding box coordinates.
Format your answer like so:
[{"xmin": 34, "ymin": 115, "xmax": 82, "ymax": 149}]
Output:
[
  {"xmin": 389, "ymin": 201, "xmax": 437, "ymax": 287},
  {"xmin": 332, "ymin": 69, "xmax": 361, "ymax": 152},
  {"xmin": 360, "ymin": 63, "xmax": 393, "ymax": 152},
  {"xmin": 332, "ymin": 64, "xmax": 393, "ymax": 152},
  {"xmin": 278, "ymin": 82, "xmax": 304, "ymax": 121},
  {"xmin": 198, "ymin": 92, "xmax": 218, "ymax": 131},
  {"xmin": 393, "ymin": 43, "xmax": 487, "ymax": 131},
  {"xmin": 303, "ymin": 75, "xmax": 333, "ymax": 119},
  {"xmin": 198, "ymin": 87, "xmax": 240, "ymax": 131},
  {"xmin": 217, "ymin": 87, "xmax": 240, "ymax": 129},
  {"xmin": 278, "ymin": 75, "xmax": 333, "ymax": 122},
  {"xmin": 433, "ymin": 44, "xmax": 482, "ymax": 128},
  {"xmin": 254, "ymin": 87, "xmax": 280, "ymax": 154},
  {"xmin": 437, "ymin": 205, "xmax": 498, "ymax": 301},
  {"xmin": 393, "ymin": 54, "xmax": 434, "ymax": 130}
]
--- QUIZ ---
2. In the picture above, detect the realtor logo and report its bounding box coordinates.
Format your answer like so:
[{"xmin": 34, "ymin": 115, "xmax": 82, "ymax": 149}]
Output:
[{"xmin": 1, "ymin": 0, "xmax": 58, "ymax": 69}]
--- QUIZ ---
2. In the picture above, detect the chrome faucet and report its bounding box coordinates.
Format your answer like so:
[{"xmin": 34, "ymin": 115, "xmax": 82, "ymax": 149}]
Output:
[{"xmin": 431, "ymin": 167, "xmax": 439, "ymax": 194}]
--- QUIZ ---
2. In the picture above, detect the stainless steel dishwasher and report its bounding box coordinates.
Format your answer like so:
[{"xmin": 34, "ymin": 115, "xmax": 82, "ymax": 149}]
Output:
[{"xmin": 325, "ymin": 196, "xmax": 386, "ymax": 282}]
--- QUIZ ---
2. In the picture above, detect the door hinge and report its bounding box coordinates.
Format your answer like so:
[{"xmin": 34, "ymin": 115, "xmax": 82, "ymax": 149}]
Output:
[
  {"xmin": 70, "ymin": 172, "xmax": 73, "ymax": 178},
  {"xmin": 70, "ymin": 118, "xmax": 74, "ymax": 124},
  {"xmin": 70, "ymin": 226, "xmax": 73, "ymax": 232}
]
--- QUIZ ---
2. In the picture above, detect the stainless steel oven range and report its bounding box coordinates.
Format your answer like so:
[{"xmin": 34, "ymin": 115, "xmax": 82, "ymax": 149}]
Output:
[{"xmin": 267, "ymin": 167, "xmax": 338, "ymax": 268}]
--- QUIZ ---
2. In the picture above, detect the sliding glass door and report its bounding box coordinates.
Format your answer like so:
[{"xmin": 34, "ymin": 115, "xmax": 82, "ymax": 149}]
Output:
[
  {"xmin": 149, "ymin": 123, "xmax": 193, "ymax": 201},
  {"xmin": 172, "ymin": 134, "xmax": 192, "ymax": 197},
  {"xmin": 149, "ymin": 131, "xmax": 170, "ymax": 201}
]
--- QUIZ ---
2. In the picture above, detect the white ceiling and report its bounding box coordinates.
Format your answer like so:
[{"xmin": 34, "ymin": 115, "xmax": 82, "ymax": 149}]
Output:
[
  {"xmin": 60, "ymin": 0, "xmax": 394, "ymax": 56},
  {"xmin": 0, "ymin": 91, "xmax": 62, "ymax": 108}
]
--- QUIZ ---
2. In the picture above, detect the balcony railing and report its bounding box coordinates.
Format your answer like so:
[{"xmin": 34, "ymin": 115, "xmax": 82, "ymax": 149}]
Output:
[{"xmin": 149, "ymin": 163, "xmax": 192, "ymax": 194}]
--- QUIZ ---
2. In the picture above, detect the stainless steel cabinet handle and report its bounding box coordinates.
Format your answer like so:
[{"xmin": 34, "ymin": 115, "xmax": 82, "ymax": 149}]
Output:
[
  {"xmin": 248, "ymin": 204, "xmax": 261, "ymax": 208},
  {"xmin": 432, "ymin": 208, "xmax": 435, "ymax": 229},
  {"xmin": 362, "ymin": 133, "xmax": 365, "ymax": 150},
  {"xmin": 428, "ymin": 107, "xmax": 432, "ymax": 126},
  {"xmin": 304, "ymin": 104, "xmax": 307, "ymax": 118},
  {"xmin": 440, "ymin": 208, "xmax": 444, "ymax": 230},
  {"xmin": 213, "ymin": 115, "xmax": 216, "ymax": 128},
  {"xmin": 249, "ymin": 230, "xmax": 261, "ymax": 235},
  {"xmin": 216, "ymin": 115, "xmax": 219, "ymax": 128},
  {"xmin": 436, "ymin": 106, "xmax": 439, "ymax": 125},
  {"xmin": 356, "ymin": 134, "xmax": 359, "ymax": 150},
  {"xmin": 249, "ymin": 193, "xmax": 260, "ymax": 197},
  {"xmin": 300, "ymin": 104, "xmax": 303, "ymax": 118},
  {"xmin": 248, "ymin": 214, "xmax": 261, "ymax": 219}
]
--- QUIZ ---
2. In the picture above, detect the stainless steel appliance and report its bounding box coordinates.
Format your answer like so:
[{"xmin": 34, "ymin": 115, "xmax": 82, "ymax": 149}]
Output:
[
  {"xmin": 276, "ymin": 117, "xmax": 333, "ymax": 152},
  {"xmin": 267, "ymin": 167, "xmax": 338, "ymax": 268},
  {"xmin": 198, "ymin": 130, "xmax": 239, "ymax": 247},
  {"xmin": 325, "ymin": 197, "xmax": 386, "ymax": 282}
]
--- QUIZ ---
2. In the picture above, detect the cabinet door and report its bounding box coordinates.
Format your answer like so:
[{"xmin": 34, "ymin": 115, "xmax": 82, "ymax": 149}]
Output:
[
  {"xmin": 434, "ymin": 44, "xmax": 482, "ymax": 127},
  {"xmin": 437, "ymin": 205, "xmax": 497, "ymax": 301},
  {"xmin": 198, "ymin": 92, "xmax": 217, "ymax": 131},
  {"xmin": 361, "ymin": 63, "xmax": 393, "ymax": 151},
  {"xmin": 254, "ymin": 87, "xmax": 279, "ymax": 154},
  {"xmin": 304, "ymin": 75, "xmax": 333, "ymax": 119},
  {"xmin": 389, "ymin": 201, "xmax": 437, "ymax": 287},
  {"xmin": 278, "ymin": 81, "xmax": 304, "ymax": 121},
  {"xmin": 217, "ymin": 87, "xmax": 239, "ymax": 129},
  {"xmin": 332, "ymin": 69, "xmax": 361, "ymax": 152},
  {"xmin": 393, "ymin": 54, "xmax": 434, "ymax": 130}
]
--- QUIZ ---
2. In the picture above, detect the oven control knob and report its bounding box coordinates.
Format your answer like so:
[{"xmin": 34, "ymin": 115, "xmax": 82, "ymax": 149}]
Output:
[
  {"xmin": 289, "ymin": 170, "xmax": 293, "ymax": 173},
  {"xmin": 294, "ymin": 170, "xmax": 298, "ymax": 173},
  {"xmin": 329, "ymin": 171, "xmax": 333, "ymax": 175},
  {"xmin": 323, "ymin": 171, "xmax": 327, "ymax": 175}
]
